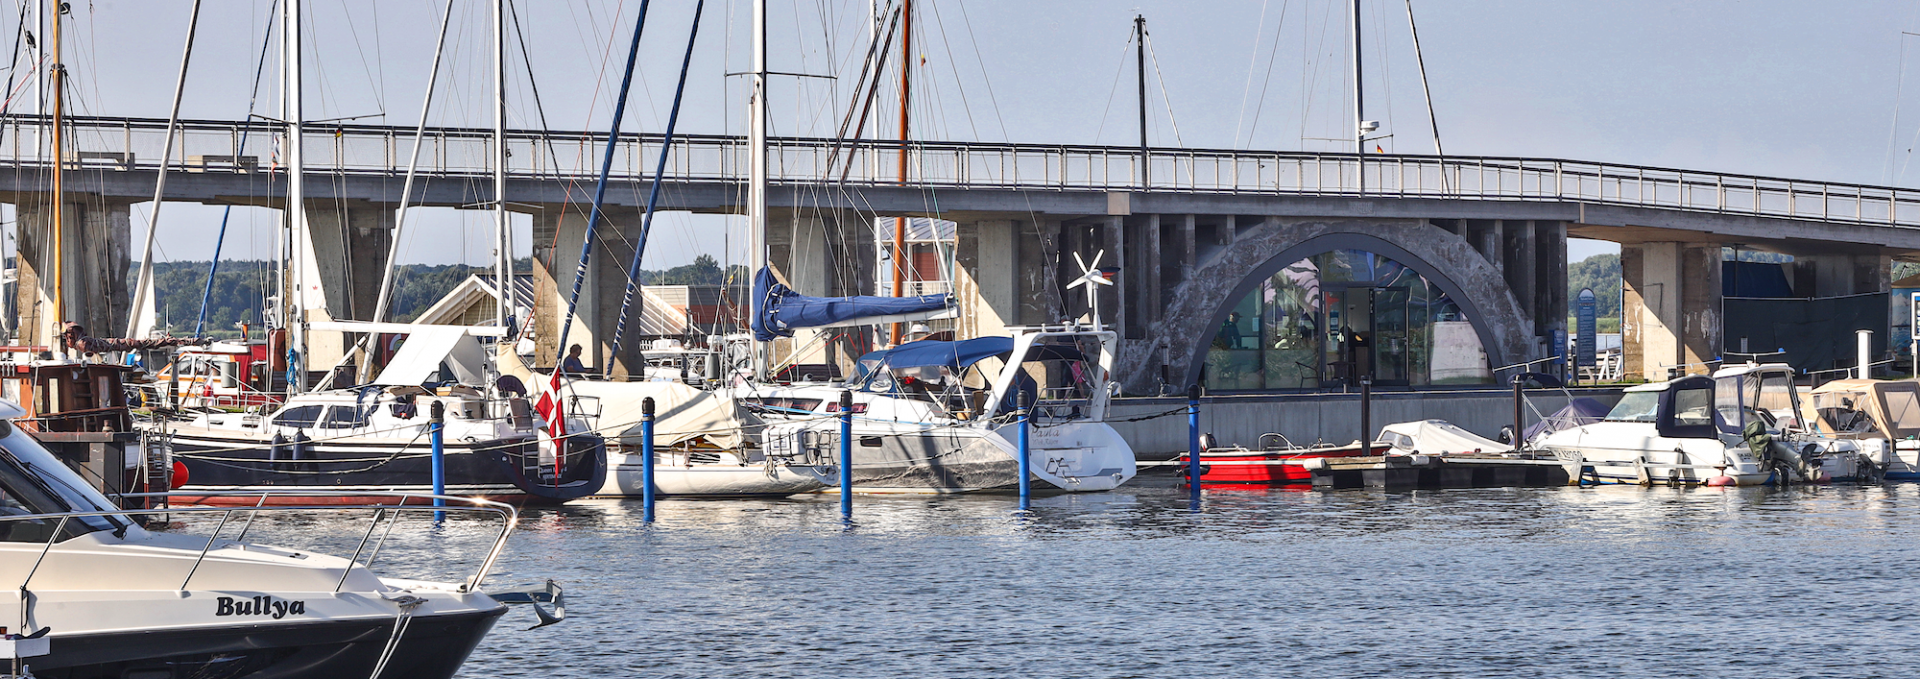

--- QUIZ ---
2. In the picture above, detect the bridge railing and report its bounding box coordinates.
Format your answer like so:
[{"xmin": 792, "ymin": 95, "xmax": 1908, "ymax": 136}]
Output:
[{"xmin": 3, "ymin": 114, "xmax": 1916, "ymax": 228}]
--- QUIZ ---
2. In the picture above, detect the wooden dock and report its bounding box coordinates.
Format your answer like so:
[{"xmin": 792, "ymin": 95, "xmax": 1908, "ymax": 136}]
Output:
[{"xmin": 1301, "ymin": 454, "xmax": 1570, "ymax": 490}]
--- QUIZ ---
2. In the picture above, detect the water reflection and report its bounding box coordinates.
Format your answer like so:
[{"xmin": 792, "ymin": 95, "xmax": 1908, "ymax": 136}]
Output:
[{"xmin": 192, "ymin": 482, "xmax": 1920, "ymax": 678}]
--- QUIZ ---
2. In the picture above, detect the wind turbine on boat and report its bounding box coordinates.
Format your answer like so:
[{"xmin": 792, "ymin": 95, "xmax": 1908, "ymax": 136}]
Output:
[{"xmin": 1066, "ymin": 250, "xmax": 1113, "ymax": 330}]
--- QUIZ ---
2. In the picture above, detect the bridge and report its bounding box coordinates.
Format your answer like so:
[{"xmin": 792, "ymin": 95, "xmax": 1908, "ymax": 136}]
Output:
[{"xmin": 5, "ymin": 114, "xmax": 1915, "ymax": 390}]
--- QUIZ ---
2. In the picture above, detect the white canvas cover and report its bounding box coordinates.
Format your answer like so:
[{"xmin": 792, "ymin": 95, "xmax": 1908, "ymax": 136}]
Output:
[
  {"xmin": 1378, "ymin": 419, "xmax": 1514, "ymax": 455},
  {"xmin": 1803, "ymin": 379, "xmax": 1920, "ymax": 440},
  {"xmin": 372, "ymin": 327, "xmax": 488, "ymax": 386},
  {"xmin": 562, "ymin": 379, "xmax": 758, "ymax": 450}
]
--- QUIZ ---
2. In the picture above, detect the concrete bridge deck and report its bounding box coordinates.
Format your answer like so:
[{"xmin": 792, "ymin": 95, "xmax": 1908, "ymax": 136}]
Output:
[{"xmin": 2, "ymin": 115, "xmax": 1911, "ymax": 388}]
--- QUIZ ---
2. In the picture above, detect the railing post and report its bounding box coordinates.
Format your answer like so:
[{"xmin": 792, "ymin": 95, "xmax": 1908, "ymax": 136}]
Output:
[
  {"xmin": 1186, "ymin": 384, "xmax": 1202, "ymax": 487},
  {"xmin": 641, "ymin": 396, "xmax": 656, "ymax": 523},
  {"xmin": 430, "ymin": 401, "xmax": 445, "ymax": 523},
  {"xmin": 1017, "ymin": 390, "xmax": 1032, "ymax": 512},
  {"xmin": 838, "ymin": 390, "xmax": 853, "ymax": 524}
]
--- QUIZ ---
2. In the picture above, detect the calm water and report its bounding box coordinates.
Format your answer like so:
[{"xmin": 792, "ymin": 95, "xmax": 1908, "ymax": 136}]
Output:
[{"xmin": 408, "ymin": 474, "xmax": 1920, "ymax": 678}]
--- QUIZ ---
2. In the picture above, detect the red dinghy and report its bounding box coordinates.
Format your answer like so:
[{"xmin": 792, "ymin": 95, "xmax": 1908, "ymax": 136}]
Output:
[{"xmin": 1177, "ymin": 437, "xmax": 1373, "ymax": 486}]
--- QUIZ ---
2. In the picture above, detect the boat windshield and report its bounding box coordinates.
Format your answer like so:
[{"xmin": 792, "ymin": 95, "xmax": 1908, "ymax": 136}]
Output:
[
  {"xmin": 1604, "ymin": 391, "xmax": 1661, "ymax": 422},
  {"xmin": 0, "ymin": 427, "xmax": 120, "ymax": 542}
]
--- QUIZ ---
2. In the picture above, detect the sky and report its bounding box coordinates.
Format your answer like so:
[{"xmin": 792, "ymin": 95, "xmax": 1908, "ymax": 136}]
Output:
[{"xmin": 18, "ymin": 0, "xmax": 1920, "ymax": 268}]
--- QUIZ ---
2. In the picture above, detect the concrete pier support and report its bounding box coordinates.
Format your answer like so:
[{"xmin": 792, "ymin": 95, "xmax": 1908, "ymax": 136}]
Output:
[
  {"xmin": 296, "ymin": 204, "xmax": 394, "ymax": 371},
  {"xmin": 1622, "ymin": 242, "xmax": 1722, "ymax": 380},
  {"xmin": 529, "ymin": 205, "xmax": 645, "ymax": 378},
  {"xmin": 14, "ymin": 195, "xmax": 132, "ymax": 347},
  {"xmin": 954, "ymin": 219, "xmax": 1018, "ymax": 339}
]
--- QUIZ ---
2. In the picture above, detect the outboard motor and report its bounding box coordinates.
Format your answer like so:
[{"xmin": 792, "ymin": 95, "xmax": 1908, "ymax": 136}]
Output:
[{"xmin": 1744, "ymin": 419, "xmax": 1813, "ymax": 485}]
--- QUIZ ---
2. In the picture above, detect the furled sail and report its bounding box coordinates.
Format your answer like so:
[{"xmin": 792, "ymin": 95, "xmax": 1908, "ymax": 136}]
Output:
[{"xmin": 751, "ymin": 267, "xmax": 952, "ymax": 341}]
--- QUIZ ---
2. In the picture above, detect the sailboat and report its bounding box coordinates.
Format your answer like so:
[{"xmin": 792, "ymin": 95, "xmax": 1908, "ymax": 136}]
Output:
[
  {"xmin": 154, "ymin": 0, "xmax": 604, "ymax": 505},
  {"xmin": 729, "ymin": 0, "xmax": 1136, "ymax": 494}
]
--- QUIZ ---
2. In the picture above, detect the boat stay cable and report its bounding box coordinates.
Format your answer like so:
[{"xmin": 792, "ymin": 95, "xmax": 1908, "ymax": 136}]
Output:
[
  {"xmin": 553, "ymin": 0, "xmax": 655, "ymax": 372},
  {"xmin": 125, "ymin": 0, "xmax": 204, "ymax": 339},
  {"xmin": 195, "ymin": 0, "xmax": 281, "ymax": 338},
  {"xmin": 353, "ymin": 0, "xmax": 457, "ymax": 384},
  {"xmin": 606, "ymin": 0, "xmax": 707, "ymax": 377}
]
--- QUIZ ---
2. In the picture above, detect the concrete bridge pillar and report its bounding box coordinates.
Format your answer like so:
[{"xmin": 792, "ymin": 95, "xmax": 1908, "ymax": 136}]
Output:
[
  {"xmin": 529, "ymin": 205, "xmax": 645, "ymax": 378},
  {"xmin": 766, "ymin": 212, "xmax": 874, "ymax": 375},
  {"xmin": 13, "ymin": 195, "xmax": 131, "ymax": 347},
  {"xmin": 1622, "ymin": 242, "xmax": 1722, "ymax": 380},
  {"xmin": 1793, "ymin": 254, "xmax": 1890, "ymax": 296},
  {"xmin": 954, "ymin": 219, "xmax": 1018, "ymax": 338},
  {"xmin": 295, "ymin": 203, "xmax": 393, "ymax": 372}
]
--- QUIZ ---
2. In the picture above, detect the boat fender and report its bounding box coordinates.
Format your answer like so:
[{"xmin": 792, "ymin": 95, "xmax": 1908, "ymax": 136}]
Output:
[
  {"xmin": 291, "ymin": 430, "xmax": 310, "ymax": 461},
  {"xmin": 268, "ymin": 433, "xmax": 286, "ymax": 462},
  {"xmin": 1410, "ymin": 454, "xmax": 1432, "ymax": 466},
  {"xmin": 1705, "ymin": 474, "xmax": 1736, "ymax": 487},
  {"xmin": 1300, "ymin": 457, "xmax": 1328, "ymax": 471}
]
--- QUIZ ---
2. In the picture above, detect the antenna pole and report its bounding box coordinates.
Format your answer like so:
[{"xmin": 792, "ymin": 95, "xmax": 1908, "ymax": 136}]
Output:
[
  {"xmin": 47, "ymin": 0, "xmax": 61, "ymax": 351},
  {"xmin": 494, "ymin": 0, "xmax": 509, "ymax": 335},
  {"xmin": 1136, "ymin": 14, "xmax": 1148, "ymax": 189},
  {"xmin": 1351, "ymin": 0, "xmax": 1365, "ymax": 194},
  {"xmin": 748, "ymin": 0, "xmax": 767, "ymax": 379},
  {"xmin": 890, "ymin": 0, "xmax": 912, "ymax": 346}
]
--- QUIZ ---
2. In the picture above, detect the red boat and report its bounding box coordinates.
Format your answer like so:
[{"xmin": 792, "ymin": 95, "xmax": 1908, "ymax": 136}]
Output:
[{"xmin": 1177, "ymin": 440, "xmax": 1373, "ymax": 486}]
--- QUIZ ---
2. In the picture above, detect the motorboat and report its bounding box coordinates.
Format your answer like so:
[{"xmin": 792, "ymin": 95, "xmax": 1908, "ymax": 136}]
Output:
[
  {"xmin": 1535, "ymin": 363, "xmax": 1876, "ymax": 485},
  {"xmin": 754, "ymin": 326, "xmax": 1136, "ymax": 493},
  {"xmin": 1799, "ymin": 378, "xmax": 1914, "ymax": 479},
  {"xmin": 1174, "ymin": 436, "xmax": 1371, "ymax": 486},
  {"xmin": 154, "ymin": 328, "xmax": 606, "ymax": 505},
  {"xmin": 0, "ymin": 397, "xmax": 550, "ymax": 677}
]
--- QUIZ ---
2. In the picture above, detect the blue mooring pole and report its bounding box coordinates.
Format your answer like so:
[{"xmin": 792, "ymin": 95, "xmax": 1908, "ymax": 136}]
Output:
[
  {"xmin": 429, "ymin": 401, "xmax": 446, "ymax": 523},
  {"xmin": 1187, "ymin": 385, "xmax": 1202, "ymax": 499},
  {"xmin": 838, "ymin": 390, "xmax": 854, "ymax": 523},
  {"xmin": 641, "ymin": 396, "xmax": 656, "ymax": 523},
  {"xmin": 1017, "ymin": 391, "xmax": 1032, "ymax": 512}
]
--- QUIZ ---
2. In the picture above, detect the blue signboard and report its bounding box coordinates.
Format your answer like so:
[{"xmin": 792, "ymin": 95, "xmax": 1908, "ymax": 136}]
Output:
[{"xmin": 1576, "ymin": 288, "xmax": 1598, "ymax": 368}]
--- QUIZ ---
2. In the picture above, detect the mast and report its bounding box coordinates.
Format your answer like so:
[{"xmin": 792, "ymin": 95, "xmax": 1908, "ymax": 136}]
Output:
[
  {"xmin": 493, "ymin": 0, "xmax": 510, "ymax": 334},
  {"xmin": 749, "ymin": 0, "xmax": 768, "ymax": 379},
  {"xmin": 284, "ymin": 0, "xmax": 306, "ymax": 390},
  {"xmin": 1136, "ymin": 14, "xmax": 1147, "ymax": 188},
  {"xmin": 47, "ymin": 0, "xmax": 63, "ymax": 352},
  {"xmin": 1351, "ymin": 0, "xmax": 1365, "ymax": 193},
  {"xmin": 889, "ymin": 0, "xmax": 910, "ymax": 346}
]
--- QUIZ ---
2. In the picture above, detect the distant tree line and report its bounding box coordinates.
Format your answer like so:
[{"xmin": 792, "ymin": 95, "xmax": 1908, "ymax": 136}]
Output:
[{"xmin": 141, "ymin": 255, "xmax": 741, "ymax": 338}]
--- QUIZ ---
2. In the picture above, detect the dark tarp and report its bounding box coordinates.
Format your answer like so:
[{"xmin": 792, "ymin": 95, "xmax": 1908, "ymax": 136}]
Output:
[
  {"xmin": 1723, "ymin": 294, "xmax": 1888, "ymax": 374},
  {"xmin": 1722, "ymin": 261, "xmax": 1794, "ymax": 298},
  {"xmin": 752, "ymin": 267, "xmax": 951, "ymax": 341}
]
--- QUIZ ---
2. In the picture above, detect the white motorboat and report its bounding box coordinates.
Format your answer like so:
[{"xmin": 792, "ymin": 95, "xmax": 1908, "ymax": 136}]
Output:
[
  {"xmin": 0, "ymin": 398, "xmax": 549, "ymax": 677},
  {"xmin": 755, "ymin": 326, "xmax": 1136, "ymax": 493},
  {"xmin": 1536, "ymin": 363, "xmax": 1877, "ymax": 485},
  {"xmin": 1799, "ymin": 378, "xmax": 1911, "ymax": 479}
]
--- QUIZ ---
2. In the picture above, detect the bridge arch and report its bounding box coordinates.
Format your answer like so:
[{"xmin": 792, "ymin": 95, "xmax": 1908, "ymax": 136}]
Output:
[{"xmin": 1143, "ymin": 218, "xmax": 1537, "ymax": 392}]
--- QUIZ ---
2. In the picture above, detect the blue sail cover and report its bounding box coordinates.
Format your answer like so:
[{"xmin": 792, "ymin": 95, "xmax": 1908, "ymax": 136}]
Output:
[{"xmin": 752, "ymin": 267, "xmax": 952, "ymax": 341}]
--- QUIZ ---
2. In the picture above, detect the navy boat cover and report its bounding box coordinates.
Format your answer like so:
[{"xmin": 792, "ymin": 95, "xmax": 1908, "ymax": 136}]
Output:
[{"xmin": 751, "ymin": 267, "xmax": 951, "ymax": 341}]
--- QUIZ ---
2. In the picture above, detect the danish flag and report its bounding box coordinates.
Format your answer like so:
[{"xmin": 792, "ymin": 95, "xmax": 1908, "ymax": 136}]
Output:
[{"xmin": 533, "ymin": 369, "xmax": 568, "ymax": 438}]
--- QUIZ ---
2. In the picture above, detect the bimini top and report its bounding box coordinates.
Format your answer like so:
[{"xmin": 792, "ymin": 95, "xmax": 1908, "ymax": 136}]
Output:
[{"xmin": 880, "ymin": 337, "xmax": 1090, "ymax": 371}]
